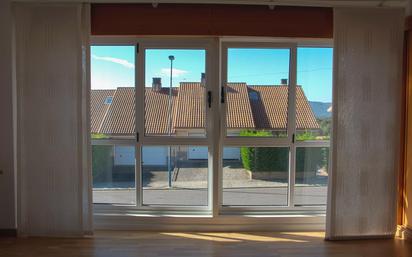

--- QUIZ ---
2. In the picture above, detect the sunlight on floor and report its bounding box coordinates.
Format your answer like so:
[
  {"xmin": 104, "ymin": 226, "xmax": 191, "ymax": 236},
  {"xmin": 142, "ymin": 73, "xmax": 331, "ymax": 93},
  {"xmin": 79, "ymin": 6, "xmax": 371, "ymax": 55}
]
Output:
[
  {"xmin": 280, "ymin": 231, "xmax": 325, "ymax": 238},
  {"xmin": 160, "ymin": 232, "xmax": 241, "ymax": 242},
  {"xmin": 197, "ymin": 232, "xmax": 309, "ymax": 242},
  {"xmin": 96, "ymin": 230, "xmax": 325, "ymax": 243},
  {"xmin": 158, "ymin": 232, "xmax": 324, "ymax": 242}
]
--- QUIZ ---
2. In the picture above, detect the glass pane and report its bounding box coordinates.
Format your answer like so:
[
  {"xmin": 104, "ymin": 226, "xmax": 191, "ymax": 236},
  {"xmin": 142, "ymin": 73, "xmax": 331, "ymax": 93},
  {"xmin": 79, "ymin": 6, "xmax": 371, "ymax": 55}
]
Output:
[
  {"xmin": 294, "ymin": 147, "xmax": 329, "ymax": 206},
  {"xmin": 226, "ymin": 48, "xmax": 290, "ymax": 138},
  {"xmin": 90, "ymin": 46, "xmax": 136, "ymax": 140},
  {"xmin": 92, "ymin": 144, "xmax": 135, "ymax": 205},
  {"xmin": 296, "ymin": 47, "xmax": 333, "ymax": 141},
  {"xmin": 142, "ymin": 145, "xmax": 208, "ymax": 206},
  {"xmin": 144, "ymin": 49, "xmax": 206, "ymax": 137},
  {"xmin": 222, "ymin": 147, "xmax": 289, "ymax": 206}
]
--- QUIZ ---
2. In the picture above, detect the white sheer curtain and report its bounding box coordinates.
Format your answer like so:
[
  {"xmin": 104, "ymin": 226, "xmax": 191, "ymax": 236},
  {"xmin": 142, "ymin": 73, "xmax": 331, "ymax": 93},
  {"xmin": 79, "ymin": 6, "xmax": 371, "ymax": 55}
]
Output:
[
  {"xmin": 327, "ymin": 8, "xmax": 404, "ymax": 239},
  {"xmin": 14, "ymin": 3, "xmax": 91, "ymax": 236}
]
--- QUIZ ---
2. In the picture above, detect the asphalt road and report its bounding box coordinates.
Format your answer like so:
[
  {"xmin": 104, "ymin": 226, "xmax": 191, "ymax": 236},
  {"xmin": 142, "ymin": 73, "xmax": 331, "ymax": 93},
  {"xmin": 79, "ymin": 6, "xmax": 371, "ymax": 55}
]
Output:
[{"xmin": 93, "ymin": 186, "xmax": 327, "ymax": 206}]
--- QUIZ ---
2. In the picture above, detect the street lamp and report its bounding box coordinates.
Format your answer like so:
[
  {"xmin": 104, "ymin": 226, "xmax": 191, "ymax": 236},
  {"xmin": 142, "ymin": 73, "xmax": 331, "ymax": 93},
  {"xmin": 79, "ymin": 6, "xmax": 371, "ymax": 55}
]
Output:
[
  {"xmin": 167, "ymin": 55, "xmax": 174, "ymax": 188},
  {"xmin": 168, "ymin": 55, "xmax": 174, "ymax": 137}
]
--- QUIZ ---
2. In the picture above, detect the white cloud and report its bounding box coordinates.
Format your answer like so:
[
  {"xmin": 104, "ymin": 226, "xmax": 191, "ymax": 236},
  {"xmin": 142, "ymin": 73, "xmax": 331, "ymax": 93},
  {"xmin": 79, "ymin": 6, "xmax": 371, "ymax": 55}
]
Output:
[
  {"xmin": 92, "ymin": 54, "xmax": 135, "ymax": 69},
  {"xmin": 160, "ymin": 68, "xmax": 188, "ymax": 78},
  {"xmin": 91, "ymin": 75, "xmax": 133, "ymax": 90},
  {"xmin": 91, "ymin": 76, "xmax": 115, "ymax": 90}
]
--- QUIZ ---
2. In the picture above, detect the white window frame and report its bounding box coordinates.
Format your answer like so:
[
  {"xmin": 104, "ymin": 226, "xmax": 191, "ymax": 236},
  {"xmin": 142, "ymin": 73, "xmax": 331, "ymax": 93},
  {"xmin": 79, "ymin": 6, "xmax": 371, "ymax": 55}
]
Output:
[
  {"xmin": 90, "ymin": 36, "xmax": 333, "ymax": 221},
  {"xmin": 219, "ymin": 42, "xmax": 332, "ymax": 213},
  {"xmin": 91, "ymin": 37, "xmax": 218, "ymax": 213},
  {"xmin": 90, "ymin": 40, "xmax": 138, "ymax": 209},
  {"xmin": 220, "ymin": 42, "xmax": 298, "ymax": 212},
  {"xmin": 136, "ymin": 38, "xmax": 216, "ymax": 212}
]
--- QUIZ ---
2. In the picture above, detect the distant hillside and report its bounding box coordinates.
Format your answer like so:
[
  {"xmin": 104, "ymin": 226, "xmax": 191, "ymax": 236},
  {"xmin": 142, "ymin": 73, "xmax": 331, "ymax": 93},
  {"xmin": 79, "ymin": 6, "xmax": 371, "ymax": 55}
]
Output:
[{"xmin": 309, "ymin": 101, "xmax": 332, "ymax": 119}]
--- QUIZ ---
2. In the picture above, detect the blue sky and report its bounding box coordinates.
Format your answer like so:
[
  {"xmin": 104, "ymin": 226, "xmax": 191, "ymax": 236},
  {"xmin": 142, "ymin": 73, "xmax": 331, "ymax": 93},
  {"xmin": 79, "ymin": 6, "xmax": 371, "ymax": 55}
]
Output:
[
  {"xmin": 91, "ymin": 46, "xmax": 332, "ymax": 102},
  {"xmin": 145, "ymin": 49, "xmax": 205, "ymax": 86}
]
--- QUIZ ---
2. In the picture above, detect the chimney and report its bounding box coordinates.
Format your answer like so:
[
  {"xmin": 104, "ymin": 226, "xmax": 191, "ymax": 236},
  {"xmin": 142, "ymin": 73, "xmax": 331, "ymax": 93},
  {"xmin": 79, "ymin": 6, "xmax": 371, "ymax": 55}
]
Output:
[
  {"xmin": 281, "ymin": 78, "xmax": 288, "ymax": 85},
  {"xmin": 201, "ymin": 73, "xmax": 206, "ymax": 85},
  {"xmin": 152, "ymin": 77, "xmax": 162, "ymax": 91}
]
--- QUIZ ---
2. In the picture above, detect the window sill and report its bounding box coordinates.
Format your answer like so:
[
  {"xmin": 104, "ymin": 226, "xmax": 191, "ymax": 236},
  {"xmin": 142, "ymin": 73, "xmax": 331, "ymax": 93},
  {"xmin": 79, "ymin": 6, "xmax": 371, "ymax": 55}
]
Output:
[{"xmin": 93, "ymin": 210, "xmax": 326, "ymax": 231}]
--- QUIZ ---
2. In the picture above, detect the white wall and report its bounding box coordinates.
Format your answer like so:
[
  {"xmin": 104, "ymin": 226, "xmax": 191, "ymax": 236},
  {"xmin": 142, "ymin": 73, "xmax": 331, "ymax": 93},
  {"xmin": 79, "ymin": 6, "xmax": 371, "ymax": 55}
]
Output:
[
  {"xmin": 115, "ymin": 146, "xmax": 137, "ymax": 166},
  {"xmin": 141, "ymin": 146, "xmax": 168, "ymax": 165},
  {"xmin": 0, "ymin": 0, "xmax": 16, "ymax": 231}
]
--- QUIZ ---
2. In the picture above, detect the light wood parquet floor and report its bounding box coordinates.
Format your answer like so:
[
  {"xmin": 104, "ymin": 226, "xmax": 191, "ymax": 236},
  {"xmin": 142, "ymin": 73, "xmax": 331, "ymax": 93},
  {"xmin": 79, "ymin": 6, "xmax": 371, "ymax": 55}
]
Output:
[{"xmin": 1, "ymin": 231, "xmax": 412, "ymax": 257}]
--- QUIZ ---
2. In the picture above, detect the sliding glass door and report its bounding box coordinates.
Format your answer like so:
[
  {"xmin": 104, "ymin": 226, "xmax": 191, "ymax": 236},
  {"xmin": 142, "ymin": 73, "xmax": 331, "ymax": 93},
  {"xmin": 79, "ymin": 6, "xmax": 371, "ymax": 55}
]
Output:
[
  {"xmin": 91, "ymin": 45, "xmax": 137, "ymax": 205},
  {"xmin": 136, "ymin": 39, "xmax": 214, "ymax": 211},
  {"xmin": 220, "ymin": 43, "xmax": 295, "ymax": 210},
  {"xmin": 294, "ymin": 47, "xmax": 333, "ymax": 207},
  {"xmin": 90, "ymin": 38, "xmax": 331, "ymax": 214}
]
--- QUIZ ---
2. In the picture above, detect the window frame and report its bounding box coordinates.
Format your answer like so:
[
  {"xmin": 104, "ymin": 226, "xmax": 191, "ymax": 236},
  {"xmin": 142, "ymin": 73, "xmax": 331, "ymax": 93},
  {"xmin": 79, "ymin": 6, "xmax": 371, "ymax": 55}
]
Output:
[
  {"xmin": 136, "ymin": 38, "xmax": 215, "ymax": 211},
  {"xmin": 90, "ymin": 42, "xmax": 137, "ymax": 207},
  {"xmin": 90, "ymin": 36, "xmax": 333, "ymax": 217},
  {"xmin": 219, "ymin": 42, "xmax": 296, "ymax": 212},
  {"xmin": 91, "ymin": 37, "xmax": 217, "ymax": 212},
  {"xmin": 221, "ymin": 42, "xmax": 296, "ymax": 146}
]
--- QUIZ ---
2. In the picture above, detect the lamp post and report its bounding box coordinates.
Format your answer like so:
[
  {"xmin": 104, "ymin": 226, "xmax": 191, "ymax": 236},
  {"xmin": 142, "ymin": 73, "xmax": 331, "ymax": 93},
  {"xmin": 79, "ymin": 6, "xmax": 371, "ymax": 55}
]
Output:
[{"xmin": 167, "ymin": 55, "xmax": 174, "ymax": 188}]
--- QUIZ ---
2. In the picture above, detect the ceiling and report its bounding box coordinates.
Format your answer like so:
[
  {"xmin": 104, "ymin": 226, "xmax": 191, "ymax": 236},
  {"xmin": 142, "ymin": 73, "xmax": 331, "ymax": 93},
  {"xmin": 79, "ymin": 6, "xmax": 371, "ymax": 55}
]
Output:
[{"xmin": 11, "ymin": 0, "xmax": 409, "ymax": 8}]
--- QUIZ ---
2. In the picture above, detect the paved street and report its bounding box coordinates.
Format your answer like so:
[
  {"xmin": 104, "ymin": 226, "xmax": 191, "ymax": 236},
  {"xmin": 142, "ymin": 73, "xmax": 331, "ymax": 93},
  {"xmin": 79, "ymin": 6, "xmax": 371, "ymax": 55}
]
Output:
[
  {"xmin": 93, "ymin": 164, "xmax": 328, "ymax": 206},
  {"xmin": 93, "ymin": 185, "xmax": 327, "ymax": 206}
]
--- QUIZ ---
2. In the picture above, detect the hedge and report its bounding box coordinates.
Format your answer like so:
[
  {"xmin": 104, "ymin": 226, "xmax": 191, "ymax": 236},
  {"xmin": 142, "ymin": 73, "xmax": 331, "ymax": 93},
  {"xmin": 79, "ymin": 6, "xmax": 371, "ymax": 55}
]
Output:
[
  {"xmin": 296, "ymin": 147, "xmax": 329, "ymax": 172},
  {"xmin": 240, "ymin": 130, "xmax": 288, "ymax": 172},
  {"xmin": 241, "ymin": 146, "xmax": 289, "ymax": 172},
  {"xmin": 239, "ymin": 130, "xmax": 329, "ymax": 173},
  {"xmin": 92, "ymin": 145, "xmax": 114, "ymax": 182}
]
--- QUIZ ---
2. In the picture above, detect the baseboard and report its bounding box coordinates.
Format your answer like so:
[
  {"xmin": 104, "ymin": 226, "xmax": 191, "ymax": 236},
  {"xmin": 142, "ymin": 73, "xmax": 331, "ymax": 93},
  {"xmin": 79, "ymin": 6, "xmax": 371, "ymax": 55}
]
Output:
[
  {"xmin": 325, "ymin": 234, "xmax": 394, "ymax": 241},
  {"xmin": 397, "ymin": 225, "xmax": 412, "ymax": 241},
  {"xmin": 0, "ymin": 229, "xmax": 17, "ymax": 237}
]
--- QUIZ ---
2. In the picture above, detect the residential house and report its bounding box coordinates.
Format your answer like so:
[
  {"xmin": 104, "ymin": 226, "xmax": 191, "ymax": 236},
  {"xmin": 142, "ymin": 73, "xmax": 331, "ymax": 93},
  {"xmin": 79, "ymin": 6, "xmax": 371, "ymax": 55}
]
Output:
[{"xmin": 91, "ymin": 77, "xmax": 319, "ymax": 166}]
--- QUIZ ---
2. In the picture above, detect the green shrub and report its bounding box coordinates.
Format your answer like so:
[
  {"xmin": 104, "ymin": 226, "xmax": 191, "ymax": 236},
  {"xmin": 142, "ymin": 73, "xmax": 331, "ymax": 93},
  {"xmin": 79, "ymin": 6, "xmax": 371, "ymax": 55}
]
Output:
[
  {"xmin": 239, "ymin": 130, "xmax": 329, "ymax": 173},
  {"xmin": 296, "ymin": 131, "xmax": 317, "ymax": 141},
  {"xmin": 296, "ymin": 147, "xmax": 329, "ymax": 173},
  {"xmin": 91, "ymin": 133, "xmax": 109, "ymax": 139},
  {"xmin": 92, "ymin": 145, "xmax": 114, "ymax": 182},
  {"xmin": 240, "ymin": 130, "xmax": 288, "ymax": 172},
  {"xmin": 239, "ymin": 130, "xmax": 272, "ymax": 137},
  {"xmin": 318, "ymin": 118, "xmax": 331, "ymax": 137},
  {"xmin": 240, "ymin": 146, "xmax": 254, "ymax": 171}
]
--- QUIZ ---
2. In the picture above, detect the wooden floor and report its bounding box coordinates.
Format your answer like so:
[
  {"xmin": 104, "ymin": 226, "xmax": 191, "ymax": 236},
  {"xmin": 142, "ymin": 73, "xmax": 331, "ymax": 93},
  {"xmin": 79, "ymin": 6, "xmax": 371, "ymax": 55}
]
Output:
[{"xmin": 1, "ymin": 231, "xmax": 412, "ymax": 257}]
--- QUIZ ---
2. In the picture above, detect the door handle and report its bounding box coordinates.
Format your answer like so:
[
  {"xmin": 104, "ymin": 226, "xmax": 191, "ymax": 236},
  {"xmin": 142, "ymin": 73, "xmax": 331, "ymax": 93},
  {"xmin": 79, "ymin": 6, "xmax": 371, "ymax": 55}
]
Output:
[{"xmin": 207, "ymin": 91, "xmax": 212, "ymax": 108}]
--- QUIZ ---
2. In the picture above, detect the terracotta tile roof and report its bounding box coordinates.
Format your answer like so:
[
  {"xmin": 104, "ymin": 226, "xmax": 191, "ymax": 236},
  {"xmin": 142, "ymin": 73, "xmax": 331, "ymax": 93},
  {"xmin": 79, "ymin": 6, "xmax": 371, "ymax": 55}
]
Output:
[
  {"xmin": 91, "ymin": 83, "xmax": 319, "ymax": 135},
  {"xmin": 296, "ymin": 86, "xmax": 320, "ymax": 129},
  {"xmin": 226, "ymin": 83, "xmax": 255, "ymax": 129},
  {"xmin": 247, "ymin": 85, "xmax": 319, "ymax": 130},
  {"xmin": 99, "ymin": 87, "xmax": 135, "ymax": 135},
  {"xmin": 90, "ymin": 89, "xmax": 115, "ymax": 133},
  {"xmin": 174, "ymin": 83, "xmax": 205, "ymax": 129},
  {"xmin": 248, "ymin": 86, "xmax": 288, "ymax": 130},
  {"xmin": 145, "ymin": 87, "xmax": 178, "ymax": 135}
]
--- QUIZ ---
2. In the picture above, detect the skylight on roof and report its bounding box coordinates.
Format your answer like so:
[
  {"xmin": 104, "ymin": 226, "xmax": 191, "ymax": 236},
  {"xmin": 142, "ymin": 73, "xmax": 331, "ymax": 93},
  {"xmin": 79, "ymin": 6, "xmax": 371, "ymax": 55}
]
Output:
[
  {"xmin": 249, "ymin": 91, "xmax": 259, "ymax": 101},
  {"xmin": 104, "ymin": 96, "xmax": 113, "ymax": 104}
]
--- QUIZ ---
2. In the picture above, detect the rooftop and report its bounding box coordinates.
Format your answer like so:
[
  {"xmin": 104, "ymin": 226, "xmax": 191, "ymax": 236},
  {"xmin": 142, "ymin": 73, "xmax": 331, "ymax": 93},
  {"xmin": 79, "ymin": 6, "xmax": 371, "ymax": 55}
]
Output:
[{"xmin": 91, "ymin": 82, "xmax": 319, "ymax": 135}]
